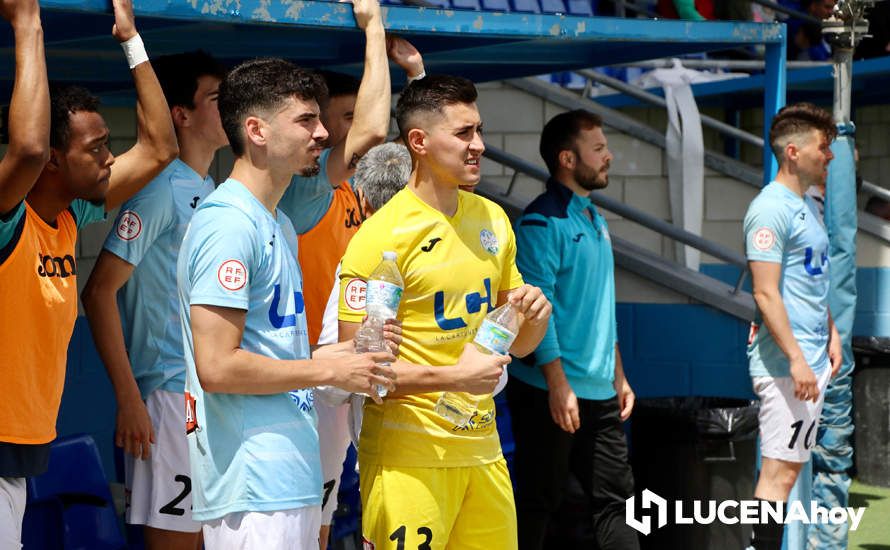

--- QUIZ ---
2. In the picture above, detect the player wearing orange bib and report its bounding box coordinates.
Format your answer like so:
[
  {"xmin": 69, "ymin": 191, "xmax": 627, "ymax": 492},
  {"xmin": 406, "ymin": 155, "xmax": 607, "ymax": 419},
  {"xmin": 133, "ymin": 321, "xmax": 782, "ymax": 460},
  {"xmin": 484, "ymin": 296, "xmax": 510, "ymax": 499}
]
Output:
[{"xmin": 0, "ymin": 1, "xmax": 177, "ymax": 546}]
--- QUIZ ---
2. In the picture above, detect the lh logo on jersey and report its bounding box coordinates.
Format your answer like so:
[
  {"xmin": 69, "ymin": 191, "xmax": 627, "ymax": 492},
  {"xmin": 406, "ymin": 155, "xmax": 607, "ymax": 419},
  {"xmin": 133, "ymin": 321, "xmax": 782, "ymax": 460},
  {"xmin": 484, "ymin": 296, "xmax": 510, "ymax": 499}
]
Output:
[
  {"xmin": 752, "ymin": 227, "xmax": 775, "ymax": 252},
  {"xmin": 480, "ymin": 229, "xmax": 499, "ymax": 254},
  {"xmin": 217, "ymin": 259, "xmax": 247, "ymax": 291},
  {"xmin": 116, "ymin": 210, "xmax": 142, "ymax": 241},
  {"xmin": 269, "ymin": 284, "xmax": 305, "ymax": 329},
  {"xmin": 804, "ymin": 247, "xmax": 828, "ymax": 276},
  {"xmin": 434, "ymin": 278, "xmax": 494, "ymax": 330}
]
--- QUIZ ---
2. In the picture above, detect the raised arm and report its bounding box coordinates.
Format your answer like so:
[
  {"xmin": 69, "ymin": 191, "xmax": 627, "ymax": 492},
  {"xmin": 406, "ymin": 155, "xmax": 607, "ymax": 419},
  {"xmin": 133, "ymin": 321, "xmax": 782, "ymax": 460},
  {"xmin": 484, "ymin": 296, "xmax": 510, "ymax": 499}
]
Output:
[
  {"xmin": 0, "ymin": 0, "xmax": 49, "ymax": 215},
  {"xmin": 325, "ymin": 0, "xmax": 389, "ymax": 186},
  {"xmin": 102, "ymin": 0, "xmax": 177, "ymax": 210},
  {"xmin": 387, "ymin": 36, "xmax": 426, "ymax": 83}
]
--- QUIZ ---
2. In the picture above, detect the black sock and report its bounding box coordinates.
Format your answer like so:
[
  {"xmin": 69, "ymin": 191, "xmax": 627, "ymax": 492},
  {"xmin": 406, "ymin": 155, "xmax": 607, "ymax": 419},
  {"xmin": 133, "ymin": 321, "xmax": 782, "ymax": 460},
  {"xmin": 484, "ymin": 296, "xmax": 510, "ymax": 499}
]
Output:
[{"xmin": 750, "ymin": 498, "xmax": 785, "ymax": 550}]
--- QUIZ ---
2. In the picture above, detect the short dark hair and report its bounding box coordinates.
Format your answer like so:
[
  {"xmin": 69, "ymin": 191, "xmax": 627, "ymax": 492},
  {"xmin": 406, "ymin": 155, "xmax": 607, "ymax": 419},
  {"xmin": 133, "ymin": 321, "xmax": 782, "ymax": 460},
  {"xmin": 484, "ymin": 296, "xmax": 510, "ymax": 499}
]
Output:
[
  {"xmin": 395, "ymin": 74, "xmax": 478, "ymax": 139},
  {"xmin": 154, "ymin": 50, "xmax": 226, "ymax": 110},
  {"xmin": 219, "ymin": 57, "xmax": 327, "ymax": 156},
  {"xmin": 769, "ymin": 102, "xmax": 836, "ymax": 162},
  {"xmin": 50, "ymin": 84, "xmax": 101, "ymax": 150},
  {"xmin": 318, "ymin": 70, "xmax": 360, "ymax": 99},
  {"xmin": 539, "ymin": 109, "xmax": 603, "ymax": 175}
]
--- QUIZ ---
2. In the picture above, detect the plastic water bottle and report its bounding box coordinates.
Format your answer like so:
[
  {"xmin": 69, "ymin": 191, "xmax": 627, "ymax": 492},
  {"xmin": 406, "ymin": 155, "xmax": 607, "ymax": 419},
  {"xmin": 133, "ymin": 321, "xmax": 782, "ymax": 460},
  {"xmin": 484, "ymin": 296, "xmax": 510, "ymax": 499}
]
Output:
[
  {"xmin": 435, "ymin": 303, "xmax": 520, "ymax": 427},
  {"xmin": 355, "ymin": 251, "xmax": 403, "ymax": 398}
]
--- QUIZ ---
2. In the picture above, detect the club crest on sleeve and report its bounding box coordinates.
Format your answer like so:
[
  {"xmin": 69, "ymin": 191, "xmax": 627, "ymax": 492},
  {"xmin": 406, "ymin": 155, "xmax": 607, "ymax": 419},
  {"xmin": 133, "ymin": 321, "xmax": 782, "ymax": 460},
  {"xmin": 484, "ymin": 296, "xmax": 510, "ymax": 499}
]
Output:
[
  {"xmin": 345, "ymin": 278, "xmax": 367, "ymax": 311},
  {"xmin": 753, "ymin": 227, "xmax": 776, "ymax": 252},
  {"xmin": 480, "ymin": 229, "xmax": 499, "ymax": 254},
  {"xmin": 116, "ymin": 210, "xmax": 142, "ymax": 241},
  {"xmin": 217, "ymin": 259, "xmax": 247, "ymax": 291}
]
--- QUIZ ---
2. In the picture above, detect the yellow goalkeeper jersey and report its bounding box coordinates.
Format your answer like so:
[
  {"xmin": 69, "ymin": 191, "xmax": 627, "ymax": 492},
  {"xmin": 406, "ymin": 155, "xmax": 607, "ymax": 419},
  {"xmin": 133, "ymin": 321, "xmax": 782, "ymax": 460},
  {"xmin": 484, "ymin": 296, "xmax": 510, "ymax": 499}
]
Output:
[{"xmin": 339, "ymin": 187, "xmax": 524, "ymax": 468}]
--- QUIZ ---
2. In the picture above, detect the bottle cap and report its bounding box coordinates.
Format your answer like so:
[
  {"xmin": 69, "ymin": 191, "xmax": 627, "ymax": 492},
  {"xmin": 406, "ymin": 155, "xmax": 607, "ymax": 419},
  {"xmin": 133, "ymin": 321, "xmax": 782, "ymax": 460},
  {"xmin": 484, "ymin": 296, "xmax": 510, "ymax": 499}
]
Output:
[{"xmin": 382, "ymin": 251, "xmax": 397, "ymax": 261}]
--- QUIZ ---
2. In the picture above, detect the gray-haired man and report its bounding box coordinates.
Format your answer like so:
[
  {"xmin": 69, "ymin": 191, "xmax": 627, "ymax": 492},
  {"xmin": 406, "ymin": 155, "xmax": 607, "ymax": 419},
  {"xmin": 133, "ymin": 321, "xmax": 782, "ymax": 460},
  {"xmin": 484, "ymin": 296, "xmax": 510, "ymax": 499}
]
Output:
[{"xmin": 352, "ymin": 142, "xmax": 413, "ymax": 218}]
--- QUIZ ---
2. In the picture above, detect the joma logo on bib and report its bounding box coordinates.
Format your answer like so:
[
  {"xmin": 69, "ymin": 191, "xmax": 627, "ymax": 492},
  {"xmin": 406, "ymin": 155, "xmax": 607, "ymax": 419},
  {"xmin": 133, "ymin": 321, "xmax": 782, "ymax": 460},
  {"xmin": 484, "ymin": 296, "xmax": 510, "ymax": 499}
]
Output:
[{"xmin": 36, "ymin": 253, "xmax": 76, "ymax": 278}]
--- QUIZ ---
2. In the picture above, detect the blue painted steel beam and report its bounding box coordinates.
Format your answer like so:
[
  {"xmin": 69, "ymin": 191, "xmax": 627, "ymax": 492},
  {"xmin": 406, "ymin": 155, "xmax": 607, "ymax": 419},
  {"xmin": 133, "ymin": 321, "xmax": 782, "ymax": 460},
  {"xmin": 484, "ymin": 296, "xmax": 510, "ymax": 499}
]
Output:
[
  {"xmin": 38, "ymin": 0, "xmax": 784, "ymax": 43},
  {"xmin": 596, "ymin": 54, "xmax": 890, "ymax": 111},
  {"xmin": 762, "ymin": 27, "xmax": 786, "ymax": 186},
  {"xmin": 0, "ymin": 1, "xmax": 786, "ymax": 105}
]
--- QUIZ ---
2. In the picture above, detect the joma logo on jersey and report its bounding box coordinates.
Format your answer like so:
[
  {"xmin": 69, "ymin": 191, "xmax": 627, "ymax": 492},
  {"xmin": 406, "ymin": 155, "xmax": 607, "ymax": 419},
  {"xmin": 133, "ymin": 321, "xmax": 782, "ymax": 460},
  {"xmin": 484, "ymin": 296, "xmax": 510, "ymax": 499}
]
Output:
[
  {"xmin": 434, "ymin": 278, "xmax": 494, "ymax": 330},
  {"xmin": 269, "ymin": 284, "xmax": 305, "ymax": 329},
  {"xmin": 36, "ymin": 253, "xmax": 76, "ymax": 278},
  {"xmin": 804, "ymin": 247, "xmax": 828, "ymax": 276}
]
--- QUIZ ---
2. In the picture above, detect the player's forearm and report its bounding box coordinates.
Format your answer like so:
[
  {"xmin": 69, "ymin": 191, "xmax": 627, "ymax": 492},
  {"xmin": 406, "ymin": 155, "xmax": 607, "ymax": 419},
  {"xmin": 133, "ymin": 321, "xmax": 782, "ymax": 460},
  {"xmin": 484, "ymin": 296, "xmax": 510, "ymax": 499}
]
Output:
[
  {"xmin": 540, "ymin": 358, "xmax": 569, "ymax": 389},
  {"xmin": 385, "ymin": 360, "xmax": 463, "ymax": 396},
  {"xmin": 131, "ymin": 59, "xmax": 178, "ymax": 163},
  {"xmin": 194, "ymin": 346, "xmax": 334, "ymax": 395},
  {"xmin": 511, "ymin": 320, "xmax": 547, "ymax": 359},
  {"xmin": 8, "ymin": 18, "xmax": 48, "ymax": 159},
  {"xmin": 103, "ymin": 73, "xmax": 177, "ymax": 210},
  {"xmin": 753, "ymin": 288, "xmax": 806, "ymax": 362},
  {"xmin": 614, "ymin": 344, "xmax": 626, "ymax": 380},
  {"xmin": 81, "ymin": 286, "xmax": 142, "ymax": 402},
  {"xmin": 311, "ymin": 340, "xmax": 353, "ymax": 358},
  {"xmin": 0, "ymin": 18, "xmax": 49, "ymax": 213},
  {"xmin": 344, "ymin": 25, "xmax": 390, "ymax": 163}
]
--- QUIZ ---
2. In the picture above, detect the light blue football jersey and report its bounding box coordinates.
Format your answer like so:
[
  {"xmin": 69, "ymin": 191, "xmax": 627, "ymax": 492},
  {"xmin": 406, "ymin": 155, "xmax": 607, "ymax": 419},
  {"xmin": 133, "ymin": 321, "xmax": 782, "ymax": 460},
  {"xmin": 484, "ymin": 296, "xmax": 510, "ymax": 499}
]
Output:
[
  {"xmin": 745, "ymin": 181, "xmax": 830, "ymax": 378},
  {"xmin": 278, "ymin": 148, "xmax": 335, "ymax": 234},
  {"xmin": 177, "ymin": 178, "xmax": 319, "ymax": 521},
  {"xmin": 104, "ymin": 159, "xmax": 214, "ymax": 398}
]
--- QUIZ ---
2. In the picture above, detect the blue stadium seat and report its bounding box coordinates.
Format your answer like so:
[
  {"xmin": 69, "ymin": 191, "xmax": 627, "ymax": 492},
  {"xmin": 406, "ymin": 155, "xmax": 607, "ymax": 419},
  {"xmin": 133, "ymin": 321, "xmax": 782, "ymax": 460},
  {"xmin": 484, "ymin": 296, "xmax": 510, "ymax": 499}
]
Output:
[
  {"xmin": 541, "ymin": 0, "xmax": 567, "ymax": 13},
  {"xmin": 567, "ymin": 0, "xmax": 594, "ymax": 16},
  {"xmin": 510, "ymin": 0, "xmax": 542, "ymax": 12},
  {"xmin": 24, "ymin": 434, "xmax": 126, "ymax": 550},
  {"xmin": 21, "ymin": 499, "xmax": 64, "ymax": 549},
  {"xmin": 481, "ymin": 0, "xmax": 511, "ymax": 10}
]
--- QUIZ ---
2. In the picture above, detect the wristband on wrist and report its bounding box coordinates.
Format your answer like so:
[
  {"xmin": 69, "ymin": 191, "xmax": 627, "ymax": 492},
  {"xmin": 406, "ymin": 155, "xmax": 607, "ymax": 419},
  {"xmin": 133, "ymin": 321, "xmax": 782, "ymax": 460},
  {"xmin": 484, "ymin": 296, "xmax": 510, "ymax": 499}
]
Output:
[
  {"xmin": 407, "ymin": 70, "xmax": 426, "ymax": 84},
  {"xmin": 120, "ymin": 33, "xmax": 148, "ymax": 69}
]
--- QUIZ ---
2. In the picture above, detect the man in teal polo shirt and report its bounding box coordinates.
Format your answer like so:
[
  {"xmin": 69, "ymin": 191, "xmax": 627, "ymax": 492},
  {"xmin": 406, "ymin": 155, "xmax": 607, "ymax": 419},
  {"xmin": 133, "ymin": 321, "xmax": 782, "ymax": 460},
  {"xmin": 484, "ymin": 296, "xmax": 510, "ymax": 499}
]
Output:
[{"xmin": 509, "ymin": 109, "xmax": 639, "ymax": 550}]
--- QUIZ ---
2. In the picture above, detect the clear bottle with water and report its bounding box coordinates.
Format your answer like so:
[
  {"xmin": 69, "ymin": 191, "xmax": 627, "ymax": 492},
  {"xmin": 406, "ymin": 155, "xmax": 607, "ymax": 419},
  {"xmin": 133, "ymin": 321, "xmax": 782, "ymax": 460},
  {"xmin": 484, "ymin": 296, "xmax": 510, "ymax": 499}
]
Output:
[
  {"xmin": 435, "ymin": 302, "xmax": 520, "ymax": 427},
  {"xmin": 355, "ymin": 251, "xmax": 403, "ymax": 398}
]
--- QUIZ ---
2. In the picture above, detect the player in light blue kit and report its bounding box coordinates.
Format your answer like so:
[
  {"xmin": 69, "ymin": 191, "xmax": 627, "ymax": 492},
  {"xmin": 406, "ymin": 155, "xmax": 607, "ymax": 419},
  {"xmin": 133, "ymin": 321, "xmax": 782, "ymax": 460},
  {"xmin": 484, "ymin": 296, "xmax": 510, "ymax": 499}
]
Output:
[
  {"xmin": 176, "ymin": 57, "xmax": 395, "ymax": 549},
  {"xmin": 744, "ymin": 103, "xmax": 842, "ymax": 550},
  {"xmin": 82, "ymin": 51, "xmax": 228, "ymax": 549}
]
